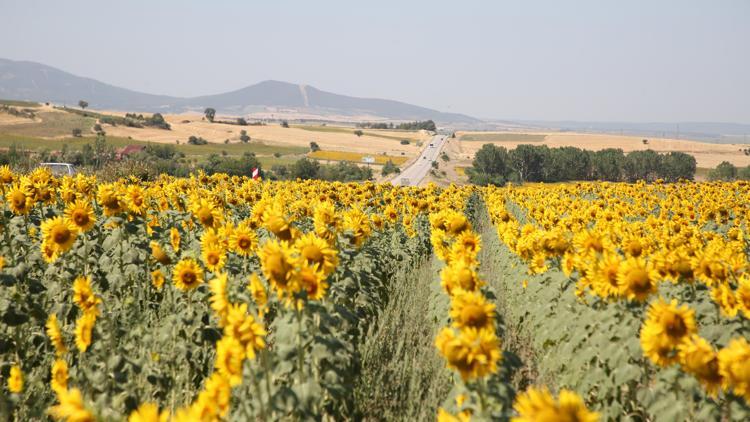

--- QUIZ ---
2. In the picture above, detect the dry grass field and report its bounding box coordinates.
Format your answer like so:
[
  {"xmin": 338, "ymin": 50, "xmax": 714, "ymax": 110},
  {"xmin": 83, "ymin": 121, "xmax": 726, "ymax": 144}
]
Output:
[{"xmin": 456, "ymin": 131, "xmax": 750, "ymax": 168}]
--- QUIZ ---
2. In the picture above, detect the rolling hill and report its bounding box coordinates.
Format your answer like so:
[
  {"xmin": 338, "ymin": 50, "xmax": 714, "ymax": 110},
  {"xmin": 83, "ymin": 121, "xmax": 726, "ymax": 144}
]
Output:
[{"xmin": 0, "ymin": 58, "xmax": 477, "ymax": 123}]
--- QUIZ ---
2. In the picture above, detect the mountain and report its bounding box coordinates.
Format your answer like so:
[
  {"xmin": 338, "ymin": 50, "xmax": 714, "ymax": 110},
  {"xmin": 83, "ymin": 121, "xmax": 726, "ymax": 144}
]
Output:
[{"xmin": 0, "ymin": 58, "xmax": 478, "ymax": 123}]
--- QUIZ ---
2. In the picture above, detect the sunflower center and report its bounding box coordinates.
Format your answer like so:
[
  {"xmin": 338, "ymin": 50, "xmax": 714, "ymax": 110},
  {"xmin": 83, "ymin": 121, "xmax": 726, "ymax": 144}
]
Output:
[
  {"xmin": 663, "ymin": 314, "xmax": 687, "ymax": 338},
  {"xmin": 627, "ymin": 268, "xmax": 651, "ymax": 292},
  {"xmin": 74, "ymin": 211, "xmax": 89, "ymax": 226},
  {"xmin": 197, "ymin": 208, "xmax": 214, "ymax": 226},
  {"xmin": 457, "ymin": 268, "xmax": 476, "ymax": 290},
  {"xmin": 53, "ymin": 227, "xmax": 71, "ymax": 244},
  {"xmin": 183, "ymin": 271, "xmax": 196, "ymax": 286},
  {"xmin": 238, "ymin": 237, "xmax": 251, "ymax": 250},
  {"xmin": 627, "ymin": 240, "xmax": 643, "ymax": 256},
  {"xmin": 208, "ymin": 253, "xmax": 220, "ymax": 266}
]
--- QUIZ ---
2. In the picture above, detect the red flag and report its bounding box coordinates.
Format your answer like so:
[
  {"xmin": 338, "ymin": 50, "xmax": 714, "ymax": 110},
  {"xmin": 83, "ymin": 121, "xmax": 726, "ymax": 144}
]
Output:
[{"xmin": 252, "ymin": 167, "xmax": 260, "ymax": 180}]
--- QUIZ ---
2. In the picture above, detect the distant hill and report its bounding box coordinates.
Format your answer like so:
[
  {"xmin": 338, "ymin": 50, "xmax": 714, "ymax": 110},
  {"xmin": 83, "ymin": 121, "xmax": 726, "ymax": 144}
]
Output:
[{"xmin": 0, "ymin": 58, "xmax": 478, "ymax": 124}]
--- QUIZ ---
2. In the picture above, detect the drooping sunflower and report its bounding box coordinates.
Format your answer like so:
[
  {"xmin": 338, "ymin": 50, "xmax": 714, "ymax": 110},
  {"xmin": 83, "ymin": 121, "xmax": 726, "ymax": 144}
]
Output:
[
  {"xmin": 41, "ymin": 217, "xmax": 78, "ymax": 254},
  {"xmin": 678, "ymin": 335, "xmax": 723, "ymax": 396},
  {"xmin": 125, "ymin": 184, "xmax": 147, "ymax": 215},
  {"xmin": 48, "ymin": 388, "xmax": 95, "ymax": 421},
  {"xmin": 190, "ymin": 197, "xmax": 221, "ymax": 229},
  {"xmin": 294, "ymin": 232, "xmax": 338, "ymax": 276},
  {"xmin": 64, "ymin": 200, "xmax": 96, "ymax": 232},
  {"xmin": 150, "ymin": 242, "xmax": 172, "ymax": 265},
  {"xmin": 737, "ymin": 277, "xmax": 750, "ymax": 319},
  {"xmin": 172, "ymin": 258, "xmax": 205, "ymax": 291},
  {"xmin": 170, "ymin": 227, "xmax": 181, "ymax": 252},
  {"xmin": 97, "ymin": 183, "xmax": 126, "ymax": 216},
  {"xmin": 590, "ymin": 252, "xmax": 623, "ymax": 299},
  {"xmin": 449, "ymin": 290, "xmax": 496, "ymax": 331},
  {"xmin": 512, "ymin": 387, "xmax": 599, "ymax": 422},
  {"xmin": 208, "ymin": 273, "xmax": 230, "ymax": 326}
]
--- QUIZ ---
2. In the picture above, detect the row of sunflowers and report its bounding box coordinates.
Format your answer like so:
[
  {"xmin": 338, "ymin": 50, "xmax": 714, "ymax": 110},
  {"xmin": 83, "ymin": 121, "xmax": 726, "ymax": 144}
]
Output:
[
  {"xmin": 483, "ymin": 181, "xmax": 750, "ymax": 420},
  {"xmin": 1, "ymin": 167, "xmax": 454, "ymax": 420}
]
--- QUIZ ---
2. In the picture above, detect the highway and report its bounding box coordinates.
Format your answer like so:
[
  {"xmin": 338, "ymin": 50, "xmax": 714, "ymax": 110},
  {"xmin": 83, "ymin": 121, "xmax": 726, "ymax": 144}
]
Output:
[{"xmin": 391, "ymin": 134, "xmax": 447, "ymax": 186}]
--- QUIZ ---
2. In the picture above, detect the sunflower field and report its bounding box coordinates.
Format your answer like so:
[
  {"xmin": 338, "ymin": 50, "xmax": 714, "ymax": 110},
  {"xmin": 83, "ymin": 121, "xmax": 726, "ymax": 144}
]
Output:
[{"xmin": 0, "ymin": 167, "xmax": 748, "ymax": 421}]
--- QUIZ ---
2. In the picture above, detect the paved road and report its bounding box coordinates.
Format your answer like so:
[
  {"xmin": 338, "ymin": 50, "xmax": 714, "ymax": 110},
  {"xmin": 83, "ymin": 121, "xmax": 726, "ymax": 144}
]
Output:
[{"xmin": 391, "ymin": 134, "xmax": 447, "ymax": 186}]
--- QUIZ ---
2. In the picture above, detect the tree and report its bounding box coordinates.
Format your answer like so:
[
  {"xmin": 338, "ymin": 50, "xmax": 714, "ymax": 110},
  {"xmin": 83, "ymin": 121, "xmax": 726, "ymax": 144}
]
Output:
[
  {"xmin": 309, "ymin": 142, "xmax": 320, "ymax": 152},
  {"xmin": 239, "ymin": 130, "xmax": 250, "ymax": 143},
  {"xmin": 591, "ymin": 149, "xmax": 625, "ymax": 181},
  {"xmin": 78, "ymin": 100, "xmax": 88, "ymax": 110},
  {"xmin": 381, "ymin": 160, "xmax": 400, "ymax": 176},
  {"xmin": 510, "ymin": 144, "xmax": 545, "ymax": 183},
  {"xmin": 291, "ymin": 158, "xmax": 320, "ymax": 180},
  {"xmin": 660, "ymin": 152, "xmax": 696, "ymax": 182},
  {"xmin": 708, "ymin": 161, "xmax": 737, "ymax": 181},
  {"xmin": 281, "ymin": 120, "xmax": 289, "ymax": 128},
  {"xmin": 467, "ymin": 144, "xmax": 511, "ymax": 186},
  {"xmin": 72, "ymin": 128, "xmax": 82, "ymax": 137},
  {"xmin": 204, "ymin": 108, "xmax": 216, "ymax": 123},
  {"xmin": 623, "ymin": 150, "xmax": 662, "ymax": 182},
  {"xmin": 737, "ymin": 166, "xmax": 750, "ymax": 180},
  {"xmin": 543, "ymin": 146, "xmax": 590, "ymax": 182},
  {"xmin": 354, "ymin": 130, "xmax": 364, "ymax": 137},
  {"xmin": 237, "ymin": 117, "xmax": 248, "ymax": 126}
]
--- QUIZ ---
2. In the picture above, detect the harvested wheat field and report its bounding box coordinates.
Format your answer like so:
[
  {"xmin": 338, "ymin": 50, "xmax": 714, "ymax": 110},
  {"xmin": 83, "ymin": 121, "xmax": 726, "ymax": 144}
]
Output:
[
  {"xmin": 99, "ymin": 111, "xmax": 428, "ymax": 158},
  {"xmin": 456, "ymin": 131, "xmax": 750, "ymax": 168}
]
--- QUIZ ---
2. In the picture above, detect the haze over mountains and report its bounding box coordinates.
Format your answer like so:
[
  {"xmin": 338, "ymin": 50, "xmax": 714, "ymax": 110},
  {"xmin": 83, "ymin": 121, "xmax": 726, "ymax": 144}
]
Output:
[{"xmin": 0, "ymin": 58, "xmax": 477, "ymax": 124}]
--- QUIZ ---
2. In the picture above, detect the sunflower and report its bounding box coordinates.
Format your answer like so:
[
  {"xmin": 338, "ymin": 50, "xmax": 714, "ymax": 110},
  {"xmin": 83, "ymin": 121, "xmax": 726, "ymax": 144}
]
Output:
[
  {"xmin": 209, "ymin": 273, "xmax": 230, "ymax": 326},
  {"xmin": 512, "ymin": 387, "xmax": 599, "ymax": 422},
  {"xmin": 440, "ymin": 262, "xmax": 483, "ymax": 295},
  {"xmin": 170, "ymin": 227, "xmax": 181, "ymax": 252},
  {"xmin": 202, "ymin": 241, "xmax": 227, "ymax": 273},
  {"xmin": 128, "ymin": 403, "xmax": 169, "ymax": 422},
  {"xmin": 437, "ymin": 408, "xmax": 471, "ymax": 422},
  {"xmin": 150, "ymin": 242, "xmax": 172, "ymax": 265},
  {"xmin": 616, "ymin": 257, "xmax": 659, "ymax": 302},
  {"xmin": 229, "ymin": 222, "xmax": 257, "ymax": 257},
  {"xmin": 247, "ymin": 273, "xmax": 268, "ymax": 315},
  {"xmin": 214, "ymin": 336, "xmax": 245, "ymax": 386},
  {"xmin": 151, "ymin": 269, "xmax": 165, "ymax": 290},
  {"xmin": 295, "ymin": 262, "xmax": 329, "ymax": 302},
  {"xmin": 342, "ymin": 208, "xmax": 372, "ymax": 247},
  {"xmin": 97, "ymin": 183, "xmax": 126, "ymax": 216},
  {"xmin": 710, "ymin": 284, "xmax": 739, "ymax": 318},
  {"xmin": 40, "ymin": 216, "xmax": 78, "ymax": 254},
  {"xmin": 172, "ymin": 258, "xmax": 205, "ymax": 291},
  {"xmin": 72, "ymin": 276, "xmax": 101, "ymax": 315},
  {"xmin": 450, "ymin": 290, "xmax": 495, "ymax": 331},
  {"xmin": 64, "ymin": 200, "xmax": 96, "ymax": 232},
  {"xmin": 640, "ymin": 299, "xmax": 696, "ymax": 366},
  {"xmin": 125, "ymin": 185, "xmax": 147, "ymax": 215},
  {"xmin": 46, "ymin": 314, "xmax": 68, "ymax": 356},
  {"xmin": 224, "ymin": 303, "xmax": 267, "ymax": 359},
  {"xmin": 75, "ymin": 312, "xmax": 96, "ymax": 353},
  {"xmin": 190, "ymin": 197, "xmax": 221, "ymax": 228},
  {"xmin": 50, "ymin": 359, "xmax": 69, "ymax": 394},
  {"xmin": 6, "ymin": 183, "xmax": 32, "ymax": 215},
  {"xmin": 294, "ymin": 232, "xmax": 338, "ymax": 276},
  {"xmin": 8, "ymin": 365, "xmax": 23, "ymax": 393},
  {"xmin": 717, "ymin": 337, "xmax": 750, "ymax": 402},
  {"xmin": 258, "ymin": 240, "xmax": 297, "ymax": 295},
  {"xmin": 737, "ymin": 277, "xmax": 750, "ymax": 319},
  {"xmin": 590, "ymin": 252, "xmax": 622, "ymax": 299},
  {"xmin": 48, "ymin": 388, "xmax": 95, "ymax": 421},
  {"xmin": 678, "ymin": 335, "xmax": 723, "ymax": 396},
  {"xmin": 435, "ymin": 326, "xmax": 501, "ymax": 381}
]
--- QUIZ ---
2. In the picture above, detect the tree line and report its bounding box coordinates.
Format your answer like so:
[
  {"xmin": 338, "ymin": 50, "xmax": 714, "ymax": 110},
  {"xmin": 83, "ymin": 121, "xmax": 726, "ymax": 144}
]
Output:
[
  {"xmin": 468, "ymin": 144, "xmax": 697, "ymax": 185},
  {"xmin": 707, "ymin": 161, "xmax": 750, "ymax": 181}
]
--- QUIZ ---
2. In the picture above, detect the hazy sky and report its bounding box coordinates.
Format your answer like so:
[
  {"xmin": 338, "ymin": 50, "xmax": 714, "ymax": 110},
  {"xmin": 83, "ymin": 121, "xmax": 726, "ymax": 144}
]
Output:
[{"xmin": 1, "ymin": 0, "xmax": 748, "ymax": 123}]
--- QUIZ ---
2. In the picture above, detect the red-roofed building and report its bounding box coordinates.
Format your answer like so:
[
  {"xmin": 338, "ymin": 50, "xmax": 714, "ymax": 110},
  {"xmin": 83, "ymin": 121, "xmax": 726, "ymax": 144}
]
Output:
[{"xmin": 115, "ymin": 145, "xmax": 146, "ymax": 160}]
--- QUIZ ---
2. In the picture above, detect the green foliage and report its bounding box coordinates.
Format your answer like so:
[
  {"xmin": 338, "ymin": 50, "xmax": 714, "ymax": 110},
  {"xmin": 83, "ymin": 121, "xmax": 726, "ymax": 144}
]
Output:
[
  {"xmin": 239, "ymin": 130, "xmax": 250, "ymax": 143},
  {"xmin": 281, "ymin": 120, "xmax": 290, "ymax": 128},
  {"xmin": 381, "ymin": 160, "xmax": 400, "ymax": 176},
  {"xmin": 71, "ymin": 128, "xmax": 83, "ymax": 137},
  {"xmin": 309, "ymin": 142, "xmax": 320, "ymax": 152},
  {"xmin": 354, "ymin": 130, "xmax": 364, "ymax": 137},
  {"xmin": 708, "ymin": 161, "xmax": 738, "ymax": 181},
  {"xmin": 396, "ymin": 120, "xmax": 437, "ymax": 132},
  {"xmin": 78, "ymin": 100, "xmax": 88, "ymax": 110},
  {"xmin": 200, "ymin": 152, "xmax": 261, "ymax": 176},
  {"xmin": 187, "ymin": 136, "xmax": 208, "ymax": 145}
]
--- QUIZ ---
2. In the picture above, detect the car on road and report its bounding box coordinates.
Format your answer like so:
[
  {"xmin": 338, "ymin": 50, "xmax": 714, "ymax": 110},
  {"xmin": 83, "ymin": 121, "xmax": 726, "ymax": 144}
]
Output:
[{"xmin": 39, "ymin": 162, "xmax": 76, "ymax": 176}]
